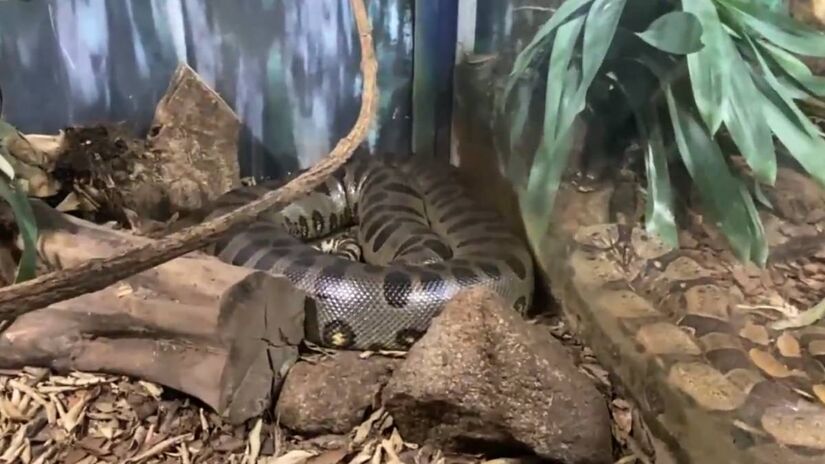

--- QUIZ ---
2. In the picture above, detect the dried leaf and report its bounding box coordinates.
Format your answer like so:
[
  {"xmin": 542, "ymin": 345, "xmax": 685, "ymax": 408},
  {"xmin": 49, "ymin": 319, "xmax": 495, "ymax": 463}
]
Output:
[
  {"xmin": 307, "ymin": 448, "xmax": 349, "ymax": 464},
  {"xmin": 263, "ymin": 450, "xmax": 318, "ymax": 464},
  {"xmin": 244, "ymin": 418, "xmax": 263, "ymax": 464},
  {"xmin": 124, "ymin": 433, "xmax": 191, "ymax": 463}
]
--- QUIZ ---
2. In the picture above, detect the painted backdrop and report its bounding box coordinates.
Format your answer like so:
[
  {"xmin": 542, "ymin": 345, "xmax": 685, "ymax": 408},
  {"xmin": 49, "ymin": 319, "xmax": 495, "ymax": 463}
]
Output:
[{"xmin": 0, "ymin": 0, "xmax": 415, "ymax": 179}]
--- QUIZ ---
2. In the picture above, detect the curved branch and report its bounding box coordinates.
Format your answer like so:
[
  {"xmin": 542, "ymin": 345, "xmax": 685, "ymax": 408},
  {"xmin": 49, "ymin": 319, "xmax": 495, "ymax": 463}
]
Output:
[{"xmin": 0, "ymin": 0, "xmax": 378, "ymax": 319}]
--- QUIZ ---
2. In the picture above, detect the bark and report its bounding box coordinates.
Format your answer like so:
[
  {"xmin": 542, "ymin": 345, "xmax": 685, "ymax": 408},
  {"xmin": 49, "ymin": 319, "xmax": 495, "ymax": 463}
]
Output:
[{"xmin": 0, "ymin": 203, "xmax": 306, "ymax": 424}]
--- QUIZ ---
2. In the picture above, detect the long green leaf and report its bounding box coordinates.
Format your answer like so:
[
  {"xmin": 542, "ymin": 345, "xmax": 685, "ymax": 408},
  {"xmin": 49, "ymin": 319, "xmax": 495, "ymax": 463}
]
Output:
[
  {"xmin": 506, "ymin": 82, "xmax": 533, "ymax": 187},
  {"xmin": 525, "ymin": 0, "xmax": 626, "ymax": 203},
  {"xmin": 740, "ymin": 181, "xmax": 769, "ymax": 266},
  {"xmin": 544, "ymin": 15, "xmax": 587, "ymax": 145},
  {"xmin": 609, "ymin": 60, "xmax": 678, "ymax": 246},
  {"xmin": 0, "ymin": 178, "xmax": 37, "ymax": 282},
  {"xmin": 665, "ymin": 84, "xmax": 765, "ymax": 263},
  {"xmin": 747, "ymin": 36, "xmax": 825, "ymax": 188},
  {"xmin": 682, "ymin": 0, "xmax": 731, "ymax": 134},
  {"xmin": 641, "ymin": 107, "xmax": 678, "ymax": 248},
  {"xmin": 502, "ymin": 0, "xmax": 594, "ymax": 111},
  {"xmin": 580, "ymin": 0, "xmax": 627, "ymax": 94},
  {"xmin": 756, "ymin": 39, "xmax": 825, "ymax": 97},
  {"xmin": 718, "ymin": 0, "xmax": 825, "ymax": 57},
  {"xmin": 522, "ymin": 64, "xmax": 582, "ymax": 249},
  {"xmin": 635, "ymin": 11, "xmax": 704, "ymax": 55},
  {"xmin": 722, "ymin": 53, "xmax": 776, "ymax": 185}
]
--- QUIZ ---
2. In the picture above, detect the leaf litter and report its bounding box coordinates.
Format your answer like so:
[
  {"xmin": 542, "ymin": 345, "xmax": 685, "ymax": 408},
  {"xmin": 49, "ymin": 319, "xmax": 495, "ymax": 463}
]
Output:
[{"xmin": 0, "ymin": 366, "xmax": 560, "ymax": 464}]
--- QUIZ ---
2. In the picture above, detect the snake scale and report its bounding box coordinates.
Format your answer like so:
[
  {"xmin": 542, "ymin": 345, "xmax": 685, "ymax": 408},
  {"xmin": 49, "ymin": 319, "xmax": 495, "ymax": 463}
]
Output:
[
  {"xmin": 557, "ymin": 169, "xmax": 825, "ymax": 463},
  {"xmin": 205, "ymin": 153, "xmax": 535, "ymax": 351}
]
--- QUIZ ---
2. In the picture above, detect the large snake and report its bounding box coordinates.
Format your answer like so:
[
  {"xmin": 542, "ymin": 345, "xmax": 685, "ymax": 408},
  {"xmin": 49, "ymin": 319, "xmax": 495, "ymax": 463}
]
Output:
[
  {"xmin": 549, "ymin": 169, "xmax": 825, "ymax": 464},
  {"xmin": 204, "ymin": 153, "xmax": 535, "ymax": 351}
]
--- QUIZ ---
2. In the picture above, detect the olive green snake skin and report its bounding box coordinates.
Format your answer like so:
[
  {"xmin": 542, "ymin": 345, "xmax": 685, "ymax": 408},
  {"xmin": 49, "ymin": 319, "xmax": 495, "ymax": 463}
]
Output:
[
  {"xmin": 205, "ymin": 154, "xmax": 535, "ymax": 351},
  {"xmin": 558, "ymin": 205, "xmax": 825, "ymax": 462}
]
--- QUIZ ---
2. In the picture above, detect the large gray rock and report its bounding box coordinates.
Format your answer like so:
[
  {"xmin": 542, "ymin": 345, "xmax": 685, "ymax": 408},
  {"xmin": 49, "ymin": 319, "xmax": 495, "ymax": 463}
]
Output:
[
  {"xmin": 382, "ymin": 287, "xmax": 612, "ymax": 463},
  {"xmin": 275, "ymin": 352, "xmax": 399, "ymax": 435}
]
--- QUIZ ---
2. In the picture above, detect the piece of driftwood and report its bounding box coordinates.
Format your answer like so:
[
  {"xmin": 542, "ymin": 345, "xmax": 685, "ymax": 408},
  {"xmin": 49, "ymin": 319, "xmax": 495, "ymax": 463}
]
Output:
[
  {"xmin": 141, "ymin": 63, "xmax": 242, "ymax": 219},
  {"xmin": 0, "ymin": 0, "xmax": 377, "ymax": 319},
  {"xmin": 0, "ymin": 201, "xmax": 306, "ymax": 424}
]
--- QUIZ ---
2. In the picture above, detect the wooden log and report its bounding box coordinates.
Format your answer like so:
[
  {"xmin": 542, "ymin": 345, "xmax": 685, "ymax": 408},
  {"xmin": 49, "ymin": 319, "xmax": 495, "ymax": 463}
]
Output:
[{"xmin": 0, "ymin": 201, "xmax": 306, "ymax": 424}]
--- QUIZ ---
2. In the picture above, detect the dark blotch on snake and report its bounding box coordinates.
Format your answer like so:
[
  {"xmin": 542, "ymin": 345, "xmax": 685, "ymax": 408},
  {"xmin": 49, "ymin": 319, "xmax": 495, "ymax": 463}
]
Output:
[
  {"xmin": 296, "ymin": 248, "xmax": 320, "ymax": 261},
  {"xmin": 679, "ymin": 315, "xmax": 731, "ymax": 337},
  {"xmin": 451, "ymin": 267, "xmax": 479, "ymax": 285},
  {"xmin": 322, "ymin": 320, "xmax": 357, "ymax": 348},
  {"xmin": 383, "ymin": 271, "xmax": 413, "ymax": 308},
  {"xmin": 479, "ymin": 262, "xmax": 502, "ymax": 280},
  {"xmin": 285, "ymin": 255, "xmax": 318, "ymax": 279},
  {"xmin": 427, "ymin": 262, "xmax": 447, "ymax": 272},
  {"xmin": 501, "ymin": 254, "xmax": 528, "ymax": 280},
  {"xmin": 422, "ymin": 239, "xmax": 453, "ymax": 261},
  {"xmin": 730, "ymin": 426, "xmax": 758, "ymax": 450},
  {"xmin": 364, "ymin": 190, "xmax": 390, "ymax": 205},
  {"xmin": 311, "ymin": 210, "xmax": 325, "ymax": 235},
  {"xmin": 314, "ymin": 260, "xmax": 351, "ymax": 300},
  {"xmin": 372, "ymin": 221, "xmax": 403, "ymax": 254},
  {"xmin": 418, "ymin": 271, "xmax": 447, "ymax": 297},
  {"xmin": 738, "ymin": 381, "xmax": 799, "ymax": 424},
  {"xmin": 230, "ymin": 240, "xmax": 269, "ymax": 266},
  {"xmin": 446, "ymin": 215, "xmax": 489, "ymax": 235},
  {"xmin": 298, "ymin": 216, "xmax": 310, "ymax": 238},
  {"xmin": 361, "ymin": 203, "xmax": 422, "ymax": 222},
  {"xmin": 350, "ymin": 158, "xmax": 370, "ymax": 183},
  {"xmin": 513, "ymin": 296, "xmax": 527, "ymax": 313},
  {"xmin": 395, "ymin": 328, "xmax": 425, "ymax": 349},
  {"xmin": 254, "ymin": 248, "xmax": 288, "ymax": 270},
  {"xmin": 705, "ymin": 348, "xmax": 751, "ymax": 373},
  {"xmin": 384, "ymin": 182, "xmax": 421, "ymax": 198},
  {"xmin": 360, "ymin": 171, "xmax": 390, "ymax": 194},
  {"xmin": 268, "ymin": 238, "xmax": 298, "ymax": 249},
  {"xmin": 642, "ymin": 382, "xmax": 666, "ymax": 416},
  {"xmin": 362, "ymin": 214, "xmax": 390, "ymax": 243},
  {"xmin": 395, "ymin": 236, "xmax": 424, "ymax": 258},
  {"xmin": 437, "ymin": 203, "xmax": 470, "ymax": 225},
  {"xmin": 456, "ymin": 235, "xmax": 506, "ymax": 250},
  {"xmin": 363, "ymin": 264, "xmax": 384, "ymax": 274}
]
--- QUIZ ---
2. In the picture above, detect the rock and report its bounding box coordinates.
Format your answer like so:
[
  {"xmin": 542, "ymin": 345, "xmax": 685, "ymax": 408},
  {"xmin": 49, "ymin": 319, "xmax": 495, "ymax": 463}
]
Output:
[
  {"xmin": 382, "ymin": 287, "xmax": 612, "ymax": 464},
  {"xmin": 275, "ymin": 352, "xmax": 400, "ymax": 435}
]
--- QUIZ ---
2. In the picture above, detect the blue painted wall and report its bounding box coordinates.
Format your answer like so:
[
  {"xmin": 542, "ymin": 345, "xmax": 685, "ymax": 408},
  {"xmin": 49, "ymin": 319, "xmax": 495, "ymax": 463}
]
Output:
[{"xmin": 0, "ymin": 0, "xmax": 415, "ymax": 179}]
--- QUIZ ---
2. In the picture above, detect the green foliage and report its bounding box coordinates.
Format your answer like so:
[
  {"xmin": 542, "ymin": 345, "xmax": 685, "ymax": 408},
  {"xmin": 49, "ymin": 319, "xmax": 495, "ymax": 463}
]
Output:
[
  {"xmin": 0, "ymin": 120, "xmax": 39, "ymax": 283},
  {"xmin": 500, "ymin": 0, "xmax": 825, "ymax": 265}
]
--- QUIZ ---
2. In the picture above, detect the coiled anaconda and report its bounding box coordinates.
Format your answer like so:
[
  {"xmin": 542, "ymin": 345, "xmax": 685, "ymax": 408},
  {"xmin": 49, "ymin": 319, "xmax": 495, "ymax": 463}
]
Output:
[
  {"xmin": 205, "ymin": 154, "xmax": 535, "ymax": 351},
  {"xmin": 563, "ymin": 223, "xmax": 825, "ymax": 463}
]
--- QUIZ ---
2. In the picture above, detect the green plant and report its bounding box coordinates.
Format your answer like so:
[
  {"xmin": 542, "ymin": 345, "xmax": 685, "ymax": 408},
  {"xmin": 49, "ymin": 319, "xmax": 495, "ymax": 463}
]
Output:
[
  {"xmin": 500, "ymin": 0, "xmax": 825, "ymax": 265},
  {"xmin": 0, "ymin": 119, "xmax": 38, "ymax": 283}
]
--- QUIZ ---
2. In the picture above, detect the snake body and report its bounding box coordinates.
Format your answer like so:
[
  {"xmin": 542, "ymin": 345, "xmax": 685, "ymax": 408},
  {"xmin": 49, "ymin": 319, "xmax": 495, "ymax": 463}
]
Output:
[
  {"xmin": 557, "ymin": 191, "xmax": 825, "ymax": 463},
  {"xmin": 205, "ymin": 154, "xmax": 535, "ymax": 351}
]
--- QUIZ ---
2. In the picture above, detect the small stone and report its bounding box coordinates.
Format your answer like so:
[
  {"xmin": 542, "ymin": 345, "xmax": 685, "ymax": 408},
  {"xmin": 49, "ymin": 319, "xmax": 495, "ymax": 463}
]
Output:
[
  {"xmin": 275, "ymin": 352, "xmax": 399, "ymax": 435},
  {"xmin": 382, "ymin": 287, "xmax": 612, "ymax": 464}
]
